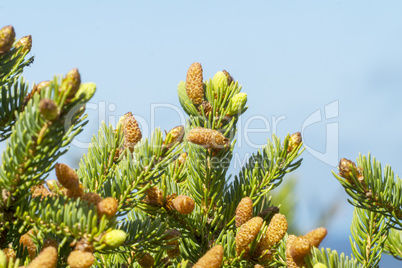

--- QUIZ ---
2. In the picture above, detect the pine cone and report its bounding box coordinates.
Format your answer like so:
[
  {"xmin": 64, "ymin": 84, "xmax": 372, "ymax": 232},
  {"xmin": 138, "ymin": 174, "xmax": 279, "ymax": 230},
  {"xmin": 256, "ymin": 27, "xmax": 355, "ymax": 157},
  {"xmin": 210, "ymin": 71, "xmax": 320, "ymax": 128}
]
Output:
[
  {"xmin": 97, "ymin": 197, "xmax": 118, "ymax": 218},
  {"xmin": 0, "ymin": 25, "xmax": 15, "ymax": 54},
  {"xmin": 193, "ymin": 245, "xmax": 223, "ymax": 268},
  {"xmin": 164, "ymin": 125, "xmax": 185, "ymax": 149},
  {"xmin": 39, "ymin": 99, "xmax": 59, "ymax": 121},
  {"xmin": 172, "ymin": 195, "xmax": 195, "ymax": 215},
  {"xmin": 119, "ymin": 112, "xmax": 142, "ymax": 152},
  {"xmin": 66, "ymin": 184, "xmax": 84, "ymax": 199},
  {"xmin": 304, "ymin": 227, "xmax": 327, "ymax": 248},
  {"xmin": 286, "ymin": 235, "xmax": 311, "ymax": 268},
  {"xmin": 144, "ymin": 187, "xmax": 164, "ymax": 207},
  {"xmin": 338, "ymin": 158, "xmax": 358, "ymax": 184},
  {"xmin": 81, "ymin": 192, "xmax": 103, "ymax": 206},
  {"xmin": 197, "ymin": 100, "xmax": 213, "ymax": 117},
  {"xmin": 265, "ymin": 213, "xmax": 288, "ymax": 246},
  {"xmin": 287, "ymin": 132, "xmax": 302, "ymax": 153},
  {"xmin": 62, "ymin": 68, "xmax": 81, "ymax": 100},
  {"xmin": 137, "ymin": 252, "xmax": 154, "ymax": 268},
  {"xmin": 15, "ymin": 35, "xmax": 32, "ymax": 54},
  {"xmin": 104, "ymin": 230, "xmax": 127, "ymax": 248},
  {"xmin": 186, "ymin": 127, "xmax": 229, "ymax": 150},
  {"xmin": 20, "ymin": 232, "xmax": 36, "ymax": 260},
  {"xmin": 235, "ymin": 217, "xmax": 263, "ymax": 257},
  {"xmin": 27, "ymin": 246, "xmax": 57, "ymax": 268},
  {"xmin": 235, "ymin": 197, "xmax": 253, "ymax": 227},
  {"xmin": 67, "ymin": 250, "xmax": 94, "ymax": 268},
  {"xmin": 55, "ymin": 163, "xmax": 80, "ymax": 190},
  {"xmin": 186, "ymin": 62, "xmax": 204, "ymax": 106},
  {"xmin": 41, "ymin": 239, "xmax": 58, "ymax": 251}
]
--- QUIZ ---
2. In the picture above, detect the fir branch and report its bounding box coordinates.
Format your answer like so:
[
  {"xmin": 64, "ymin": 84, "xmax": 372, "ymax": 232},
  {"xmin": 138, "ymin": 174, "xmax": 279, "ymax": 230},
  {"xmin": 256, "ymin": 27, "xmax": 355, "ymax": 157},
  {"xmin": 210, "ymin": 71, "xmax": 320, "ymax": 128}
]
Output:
[
  {"xmin": 349, "ymin": 207, "xmax": 388, "ymax": 267},
  {"xmin": 384, "ymin": 227, "xmax": 402, "ymax": 260}
]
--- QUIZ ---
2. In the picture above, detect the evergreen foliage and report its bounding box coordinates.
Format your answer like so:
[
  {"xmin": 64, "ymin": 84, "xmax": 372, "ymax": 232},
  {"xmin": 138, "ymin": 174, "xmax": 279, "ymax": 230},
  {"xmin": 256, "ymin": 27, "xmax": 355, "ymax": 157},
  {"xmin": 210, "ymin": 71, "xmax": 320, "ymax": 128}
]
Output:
[{"xmin": 0, "ymin": 25, "xmax": 401, "ymax": 268}]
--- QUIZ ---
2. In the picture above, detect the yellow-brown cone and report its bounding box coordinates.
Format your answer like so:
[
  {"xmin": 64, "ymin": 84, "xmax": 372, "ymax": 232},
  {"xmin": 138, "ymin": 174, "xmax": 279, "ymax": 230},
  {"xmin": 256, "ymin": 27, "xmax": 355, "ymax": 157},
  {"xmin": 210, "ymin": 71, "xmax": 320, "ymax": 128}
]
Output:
[
  {"xmin": 304, "ymin": 227, "xmax": 327, "ymax": 248},
  {"xmin": 286, "ymin": 235, "xmax": 311, "ymax": 268},
  {"xmin": 97, "ymin": 197, "xmax": 118, "ymax": 218},
  {"xmin": 172, "ymin": 195, "xmax": 195, "ymax": 215},
  {"xmin": 20, "ymin": 232, "xmax": 36, "ymax": 260},
  {"xmin": 120, "ymin": 112, "xmax": 142, "ymax": 152},
  {"xmin": 187, "ymin": 127, "xmax": 229, "ymax": 150},
  {"xmin": 338, "ymin": 158, "xmax": 358, "ymax": 184},
  {"xmin": 67, "ymin": 250, "xmax": 94, "ymax": 268},
  {"xmin": 164, "ymin": 125, "xmax": 185, "ymax": 149},
  {"xmin": 39, "ymin": 99, "xmax": 60, "ymax": 121},
  {"xmin": 197, "ymin": 100, "xmax": 213, "ymax": 117},
  {"xmin": 235, "ymin": 217, "xmax": 263, "ymax": 257},
  {"xmin": 144, "ymin": 187, "xmax": 164, "ymax": 207},
  {"xmin": 62, "ymin": 68, "xmax": 81, "ymax": 100},
  {"xmin": 0, "ymin": 25, "xmax": 15, "ymax": 54},
  {"xmin": 257, "ymin": 213, "xmax": 288, "ymax": 258},
  {"xmin": 193, "ymin": 245, "xmax": 224, "ymax": 268},
  {"xmin": 235, "ymin": 197, "xmax": 253, "ymax": 228},
  {"xmin": 81, "ymin": 192, "xmax": 103, "ymax": 206},
  {"xmin": 27, "ymin": 246, "xmax": 57, "ymax": 268},
  {"xmin": 55, "ymin": 163, "xmax": 80, "ymax": 190},
  {"xmin": 186, "ymin": 62, "xmax": 204, "ymax": 106},
  {"xmin": 287, "ymin": 132, "xmax": 302, "ymax": 153},
  {"xmin": 137, "ymin": 252, "xmax": 154, "ymax": 268},
  {"xmin": 2, "ymin": 248, "xmax": 16, "ymax": 263},
  {"xmin": 15, "ymin": 35, "xmax": 32, "ymax": 54}
]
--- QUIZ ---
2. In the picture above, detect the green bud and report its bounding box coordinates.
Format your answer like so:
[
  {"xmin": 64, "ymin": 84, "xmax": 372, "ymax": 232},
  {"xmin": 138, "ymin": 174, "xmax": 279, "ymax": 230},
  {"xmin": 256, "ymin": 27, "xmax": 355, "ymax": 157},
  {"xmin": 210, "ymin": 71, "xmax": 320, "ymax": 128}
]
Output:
[
  {"xmin": 39, "ymin": 98, "xmax": 60, "ymax": 121},
  {"xmin": 62, "ymin": 68, "xmax": 81, "ymax": 99},
  {"xmin": 227, "ymin": 93, "xmax": 247, "ymax": 116},
  {"xmin": 74, "ymin": 82, "xmax": 96, "ymax": 102},
  {"xmin": 15, "ymin": 35, "xmax": 32, "ymax": 53},
  {"xmin": 313, "ymin": 263, "xmax": 328, "ymax": 268},
  {"xmin": 0, "ymin": 250, "xmax": 6, "ymax": 268},
  {"xmin": 0, "ymin": 25, "xmax": 16, "ymax": 55},
  {"xmin": 104, "ymin": 229, "xmax": 127, "ymax": 248},
  {"xmin": 212, "ymin": 71, "xmax": 228, "ymax": 92}
]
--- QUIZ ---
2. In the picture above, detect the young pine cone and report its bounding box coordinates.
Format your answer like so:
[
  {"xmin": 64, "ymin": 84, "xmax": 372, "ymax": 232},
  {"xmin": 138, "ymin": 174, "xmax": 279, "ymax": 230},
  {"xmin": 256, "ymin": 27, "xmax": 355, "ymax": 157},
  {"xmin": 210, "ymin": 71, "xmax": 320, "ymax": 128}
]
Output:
[
  {"xmin": 62, "ymin": 68, "xmax": 81, "ymax": 100},
  {"xmin": 164, "ymin": 125, "xmax": 185, "ymax": 149},
  {"xmin": 55, "ymin": 163, "xmax": 80, "ymax": 190},
  {"xmin": 303, "ymin": 227, "xmax": 327, "ymax": 248},
  {"xmin": 338, "ymin": 158, "xmax": 359, "ymax": 184},
  {"xmin": 193, "ymin": 245, "xmax": 223, "ymax": 268},
  {"xmin": 67, "ymin": 184, "xmax": 84, "ymax": 199},
  {"xmin": 172, "ymin": 195, "xmax": 195, "ymax": 215},
  {"xmin": 15, "ymin": 35, "xmax": 32, "ymax": 54},
  {"xmin": 0, "ymin": 25, "xmax": 15, "ymax": 55},
  {"xmin": 81, "ymin": 192, "xmax": 103, "ymax": 206},
  {"xmin": 186, "ymin": 62, "xmax": 204, "ymax": 106},
  {"xmin": 235, "ymin": 197, "xmax": 253, "ymax": 227},
  {"xmin": 20, "ymin": 231, "xmax": 37, "ymax": 260},
  {"xmin": 264, "ymin": 213, "xmax": 288, "ymax": 247},
  {"xmin": 27, "ymin": 246, "xmax": 57, "ymax": 268},
  {"xmin": 39, "ymin": 99, "xmax": 60, "ymax": 121},
  {"xmin": 120, "ymin": 112, "xmax": 142, "ymax": 152},
  {"xmin": 235, "ymin": 217, "xmax": 263, "ymax": 257},
  {"xmin": 144, "ymin": 186, "xmax": 164, "ymax": 207},
  {"xmin": 287, "ymin": 132, "xmax": 302, "ymax": 153},
  {"xmin": 2, "ymin": 248, "xmax": 16, "ymax": 263},
  {"xmin": 67, "ymin": 250, "xmax": 95, "ymax": 268},
  {"xmin": 186, "ymin": 127, "xmax": 229, "ymax": 150},
  {"xmin": 197, "ymin": 100, "xmax": 213, "ymax": 117},
  {"xmin": 97, "ymin": 197, "xmax": 118, "ymax": 218},
  {"xmin": 286, "ymin": 235, "xmax": 311, "ymax": 268},
  {"xmin": 137, "ymin": 252, "xmax": 154, "ymax": 268}
]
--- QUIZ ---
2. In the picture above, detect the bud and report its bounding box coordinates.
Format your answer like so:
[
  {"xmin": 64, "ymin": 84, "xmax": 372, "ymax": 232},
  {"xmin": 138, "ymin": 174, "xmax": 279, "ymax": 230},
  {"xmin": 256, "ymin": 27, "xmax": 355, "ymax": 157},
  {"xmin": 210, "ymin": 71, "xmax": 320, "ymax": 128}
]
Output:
[
  {"xmin": 172, "ymin": 195, "xmax": 195, "ymax": 215},
  {"xmin": 235, "ymin": 217, "xmax": 263, "ymax": 257},
  {"xmin": 55, "ymin": 163, "xmax": 80, "ymax": 190},
  {"xmin": 287, "ymin": 132, "xmax": 302, "ymax": 153},
  {"xmin": 15, "ymin": 35, "xmax": 32, "ymax": 53},
  {"xmin": 235, "ymin": 197, "xmax": 253, "ymax": 228},
  {"xmin": 0, "ymin": 25, "xmax": 15, "ymax": 54},
  {"xmin": 144, "ymin": 187, "xmax": 164, "ymax": 207},
  {"xmin": 164, "ymin": 126, "xmax": 185, "ymax": 149},
  {"xmin": 137, "ymin": 252, "xmax": 154, "ymax": 268},
  {"xmin": 39, "ymin": 99, "xmax": 60, "ymax": 121},
  {"xmin": 186, "ymin": 62, "xmax": 204, "ymax": 106},
  {"xmin": 74, "ymin": 82, "xmax": 96, "ymax": 102},
  {"xmin": 227, "ymin": 93, "xmax": 247, "ymax": 116},
  {"xmin": 119, "ymin": 112, "xmax": 142, "ymax": 152},
  {"xmin": 0, "ymin": 250, "xmax": 6, "ymax": 268},
  {"xmin": 186, "ymin": 127, "xmax": 229, "ymax": 150},
  {"xmin": 24, "ymin": 81, "xmax": 50, "ymax": 106},
  {"xmin": 81, "ymin": 192, "xmax": 103, "ymax": 206},
  {"xmin": 304, "ymin": 227, "xmax": 327, "ymax": 248},
  {"xmin": 222, "ymin": 70, "xmax": 234, "ymax": 85},
  {"xmin": 212, "ymin": 71, "xmax": 228, "ymax": 91},
  {"xmin": 338, "ymin": 158, "xmax": 358, "ymax": 183},
  {"xmin": 27, "ymin": 246, "xmax": 57, "ymax": 268},
  {"xmin": 313, "ymin": 263, "xmax": 328, "ymax": 268},
  {"xmin": 197, "ymin": 100, "xmax": 213, "ymax": 117},
  {"xmin": 20, "ymin": 231, "xmax": 36, "ymax": 259},
  {"xmin": 104, "ymin": 230, "xmax": 127, "ymax": 248},
  {"xmin": 193, "ymin": 245, "xmax": 223, "ymax": 268},
  {"xmin": 62, "ymin": 68, "xmax": 81, "ymax": 99},
  {"xmin": 165, "ymin": 229, "xmax": 181, "ymax": 259},
  {"xmin": 97, "ymin": 197, "xmax": 118, "ymax": 218},
  {"xmin": 67, "ymin": 250, "xmax": 94, "ymax": 268}
]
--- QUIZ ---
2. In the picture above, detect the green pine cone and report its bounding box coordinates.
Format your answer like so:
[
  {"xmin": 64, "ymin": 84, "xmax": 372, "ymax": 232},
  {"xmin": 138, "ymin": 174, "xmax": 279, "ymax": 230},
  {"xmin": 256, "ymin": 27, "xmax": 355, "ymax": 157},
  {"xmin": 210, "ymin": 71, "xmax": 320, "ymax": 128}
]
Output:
[
  {"xmin": 104, "ymin": 230, "xmax": 127, "ymax": 248},
  {"xmin": 227, "ymin": 93, "xmax": 247, "ymax": 116},
  {"xmin": 75, "ymin": 82, "xmax": 97, "ymax": 102},
  {"xmin": 212, "ymin": 71, "xmax": 228, "ymax": 93}
]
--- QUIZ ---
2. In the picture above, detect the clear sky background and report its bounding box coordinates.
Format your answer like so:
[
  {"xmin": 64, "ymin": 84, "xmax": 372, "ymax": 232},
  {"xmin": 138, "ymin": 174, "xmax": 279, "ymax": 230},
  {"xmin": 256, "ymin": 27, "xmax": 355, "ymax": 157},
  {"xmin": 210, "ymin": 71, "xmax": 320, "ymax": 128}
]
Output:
[{"xmin": 1, "ymin": 1, "xmax": 402, "ymax": 266}]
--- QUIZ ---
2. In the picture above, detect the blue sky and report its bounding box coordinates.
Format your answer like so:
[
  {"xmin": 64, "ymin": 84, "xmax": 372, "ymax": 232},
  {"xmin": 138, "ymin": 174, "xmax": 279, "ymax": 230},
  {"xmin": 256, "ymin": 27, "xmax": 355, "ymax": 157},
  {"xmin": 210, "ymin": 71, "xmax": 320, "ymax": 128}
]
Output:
[{"xmin": 2, "ymin": 1, "xmax": 402, "ymax": 265}]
